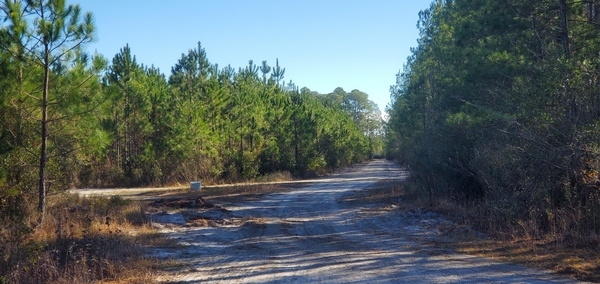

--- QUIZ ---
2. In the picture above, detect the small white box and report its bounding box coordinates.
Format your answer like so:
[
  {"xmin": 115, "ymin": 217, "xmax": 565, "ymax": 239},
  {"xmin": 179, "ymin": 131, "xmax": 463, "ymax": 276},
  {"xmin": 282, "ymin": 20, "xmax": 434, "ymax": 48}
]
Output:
[{"xmin": 190, "ymin": 181, "xmax": 202, "ymax": 190}]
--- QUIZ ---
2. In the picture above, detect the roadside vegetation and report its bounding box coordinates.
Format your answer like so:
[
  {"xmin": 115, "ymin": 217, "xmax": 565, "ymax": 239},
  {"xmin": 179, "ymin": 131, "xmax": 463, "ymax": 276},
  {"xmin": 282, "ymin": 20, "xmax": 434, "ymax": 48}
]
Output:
[
  {"xmin": 401, "ymin": 180, "xmax": 600, "ymax": 282},
  {"xmin": 385, "ymin": 0, "xmax": 600, "ymax": 279},
  {"xmin": 359, "ymin": 181, "xmax": 599, "ymax": 282},
  {"xmin": 0, "ymin": 180, "xmax": 305, "ymax": 284},
  {"xmin": 0, "ymin": 194, "xmax": 158, "ymax": 283}
]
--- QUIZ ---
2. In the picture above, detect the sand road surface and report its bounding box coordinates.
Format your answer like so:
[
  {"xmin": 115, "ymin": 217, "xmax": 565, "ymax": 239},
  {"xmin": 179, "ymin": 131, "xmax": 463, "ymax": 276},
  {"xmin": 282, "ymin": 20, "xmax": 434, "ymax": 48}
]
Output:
[{"xmin": 128, "ymin": 160, "xmax": 584, "ymax": 283}]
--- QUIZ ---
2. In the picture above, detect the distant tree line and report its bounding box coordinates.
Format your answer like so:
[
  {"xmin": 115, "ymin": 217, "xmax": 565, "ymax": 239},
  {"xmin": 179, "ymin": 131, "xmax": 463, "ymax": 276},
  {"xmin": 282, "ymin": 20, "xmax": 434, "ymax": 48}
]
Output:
[
  {"xmin": 0, "ymin": 1, "xmax": 383, "ymax": 230},
  {"xmin": 386, "ymin": 0, "xmax": 600, "ymax": 244}
]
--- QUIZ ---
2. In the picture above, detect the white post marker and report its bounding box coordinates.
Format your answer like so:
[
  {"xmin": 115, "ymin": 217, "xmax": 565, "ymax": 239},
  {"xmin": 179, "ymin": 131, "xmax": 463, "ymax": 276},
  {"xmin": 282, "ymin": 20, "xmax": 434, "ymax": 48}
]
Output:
[{"xmin": 190, "ymin": 181, "xmax": 202, "ymax": 190}]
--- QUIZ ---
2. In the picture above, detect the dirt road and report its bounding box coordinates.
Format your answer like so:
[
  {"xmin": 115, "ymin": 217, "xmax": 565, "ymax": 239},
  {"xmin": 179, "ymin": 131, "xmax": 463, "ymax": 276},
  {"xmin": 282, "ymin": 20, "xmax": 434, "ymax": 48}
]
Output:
[{"xmin": 140, "ymin": 160, "xmax": 584, "ymax": 283}]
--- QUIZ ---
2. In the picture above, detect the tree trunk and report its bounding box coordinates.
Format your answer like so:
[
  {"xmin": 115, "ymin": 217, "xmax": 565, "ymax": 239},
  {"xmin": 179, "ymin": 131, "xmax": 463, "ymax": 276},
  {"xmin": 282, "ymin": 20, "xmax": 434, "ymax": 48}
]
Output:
[
  {"xmin": 293, "ymin": 113, "xmax": 299, "ymax": 170},
  {"xmin": 559, "ymin": 0, "xmax": 570, "ymax": 57},
  {"xmin": 592, "ymin": 0, "xmax": 600, "ymax": 23},
  {"xmin": 38, "ymin": 45, "xmax": 50, "ymax": 225},
  {"xmin": 586, "ymin": 0, "xmax": 598, "ymax": 22}
]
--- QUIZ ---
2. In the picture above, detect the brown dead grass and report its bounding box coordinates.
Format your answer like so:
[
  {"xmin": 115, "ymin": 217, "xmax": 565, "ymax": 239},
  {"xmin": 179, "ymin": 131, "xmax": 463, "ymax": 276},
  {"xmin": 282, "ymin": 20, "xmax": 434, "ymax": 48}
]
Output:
[
  {"xmin": 359, "ymin": 181, "xmax": 600, "ymax": 283},
  {"xmin": 454, "ymin": 238, "xmax": 600, "ymax": 282},
  {"xmin": 1, "ymin": 194, "xmax": 161, "ymax": 284},
  {"xmin": 1, "ymin": 179, "xmax": 304, "ymax": 283},
  {"xmin": 342, "ymin": 180, "xmax": 404, "ymax": 206}
]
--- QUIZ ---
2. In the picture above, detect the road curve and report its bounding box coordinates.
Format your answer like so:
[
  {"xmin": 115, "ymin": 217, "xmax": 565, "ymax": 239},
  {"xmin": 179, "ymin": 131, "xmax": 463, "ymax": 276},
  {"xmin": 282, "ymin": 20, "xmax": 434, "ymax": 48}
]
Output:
[{"xmin": 148, "ymin": 160, "xmax": 584, "ymax": 283}]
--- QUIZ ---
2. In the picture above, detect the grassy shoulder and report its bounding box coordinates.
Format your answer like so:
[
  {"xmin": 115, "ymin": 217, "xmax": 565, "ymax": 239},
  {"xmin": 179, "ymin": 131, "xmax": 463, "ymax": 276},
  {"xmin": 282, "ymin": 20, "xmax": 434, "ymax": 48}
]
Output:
[
  {"xmin": 454, "ymin": 237, "xmax": 600, "ymax": 282},
  {"xmin": 0, "ymin": 171, "xmax": 307, "ymax": 284},
  {"xmin": 359, "ymin": 180, "xmax": 600, "ymax": 283},
  {"xmin": 1, "ymin": 194, "xmax": 162, "ymax": 284}
]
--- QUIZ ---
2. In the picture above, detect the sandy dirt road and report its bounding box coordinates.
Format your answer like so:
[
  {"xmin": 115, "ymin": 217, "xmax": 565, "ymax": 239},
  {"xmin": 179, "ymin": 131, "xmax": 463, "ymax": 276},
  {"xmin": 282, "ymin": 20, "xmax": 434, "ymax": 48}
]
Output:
[{"xmin": 134, "ymin": 160, "xmax": 584, "ymax": 283}]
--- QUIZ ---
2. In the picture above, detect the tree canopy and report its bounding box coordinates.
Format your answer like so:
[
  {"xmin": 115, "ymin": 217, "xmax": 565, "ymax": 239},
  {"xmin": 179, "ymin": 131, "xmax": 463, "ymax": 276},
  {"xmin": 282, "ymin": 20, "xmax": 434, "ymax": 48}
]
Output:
[
  {"xmin": 0, "ymin": 0, "xmax": 384, "ymax": 228},
  {"xmin": 386, "ymin": 0, "xmax": 600, "ymax": 245}
]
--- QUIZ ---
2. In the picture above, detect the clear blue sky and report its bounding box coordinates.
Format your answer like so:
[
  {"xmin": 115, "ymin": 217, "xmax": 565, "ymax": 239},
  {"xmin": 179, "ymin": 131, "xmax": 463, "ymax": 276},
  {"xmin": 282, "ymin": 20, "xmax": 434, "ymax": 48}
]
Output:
[{"xmin": 74, "ymin": 0, "xmax": 432, "ymax": 114}]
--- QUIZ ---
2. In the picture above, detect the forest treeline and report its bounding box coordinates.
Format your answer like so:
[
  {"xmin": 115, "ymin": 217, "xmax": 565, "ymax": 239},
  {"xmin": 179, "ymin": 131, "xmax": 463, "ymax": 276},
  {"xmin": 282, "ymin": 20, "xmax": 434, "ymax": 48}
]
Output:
[
  {"xmin": 386, "ymin": 0, "xmax": 600, "ymax": 244},
  {"xmin": 0, "ymin": 1, "xmax": 383, "ymax": 233}
]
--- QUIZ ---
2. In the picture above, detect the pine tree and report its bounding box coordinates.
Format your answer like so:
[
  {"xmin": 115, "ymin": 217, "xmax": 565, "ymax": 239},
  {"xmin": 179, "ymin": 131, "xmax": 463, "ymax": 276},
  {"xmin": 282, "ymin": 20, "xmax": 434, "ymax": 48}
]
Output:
[{"xmin": 2, "ymin": 0, "xmax": 96, "ymax": 225}]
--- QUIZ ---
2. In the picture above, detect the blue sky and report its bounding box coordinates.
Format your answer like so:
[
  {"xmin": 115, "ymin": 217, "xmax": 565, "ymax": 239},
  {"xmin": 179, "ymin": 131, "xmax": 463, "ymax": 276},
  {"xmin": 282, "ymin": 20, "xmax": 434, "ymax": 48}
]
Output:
[{"xmin": 74, "ymin": 0, "xmax": 432, "ymax": 114}]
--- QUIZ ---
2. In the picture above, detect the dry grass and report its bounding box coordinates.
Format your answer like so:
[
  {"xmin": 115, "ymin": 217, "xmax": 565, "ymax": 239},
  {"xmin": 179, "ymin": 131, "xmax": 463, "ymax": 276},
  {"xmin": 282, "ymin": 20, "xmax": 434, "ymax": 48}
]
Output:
[
  {"xmin": 359, "ymin": 181, "xmax": 600, "ymax": 283},
  {"xmin": 254, "ymin": 171, "xmax": 293, "ymax": 183},
  {"xmin": 342, "ymin": 180, "xmax": 404, "ymax": 206},
  {"xmin": 454, "ymin": 238, "xmax": 600, "ymax": 282},
  {"xmin": 1, "ymin": 194, "xmax": 161, "ymax": 284}
]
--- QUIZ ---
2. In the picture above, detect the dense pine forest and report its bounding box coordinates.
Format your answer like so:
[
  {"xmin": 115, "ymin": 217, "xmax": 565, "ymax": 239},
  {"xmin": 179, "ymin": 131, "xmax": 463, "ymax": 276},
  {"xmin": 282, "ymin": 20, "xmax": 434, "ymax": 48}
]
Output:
[
  {"xmin": 386, "ymin": 0, "xmax": 600, "ymax": 246},
  {"xmin": 0, "ymin": 0, "xmax": 383, "ymax": 257}
]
